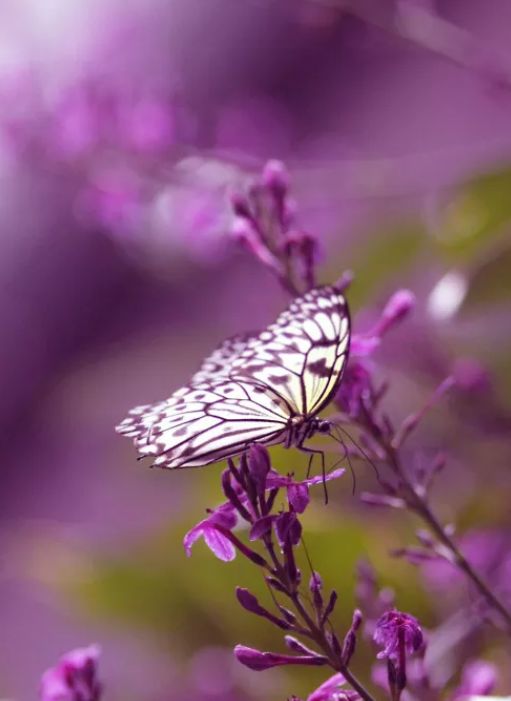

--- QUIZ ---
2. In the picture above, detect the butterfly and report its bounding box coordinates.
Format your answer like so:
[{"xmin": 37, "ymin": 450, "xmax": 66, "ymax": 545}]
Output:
[{"xmin": 116, "ymin": 285, "xmax": 350, "ymax": 469}]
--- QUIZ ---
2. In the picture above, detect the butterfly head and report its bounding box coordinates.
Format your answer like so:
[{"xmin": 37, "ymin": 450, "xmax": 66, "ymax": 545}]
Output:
[{"xmin": 316, "ymin": 419, "xmax": 332, "ymax": 435}]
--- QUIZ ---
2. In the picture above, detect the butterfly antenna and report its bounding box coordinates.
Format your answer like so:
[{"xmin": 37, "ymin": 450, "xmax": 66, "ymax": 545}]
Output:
[
  {"xmin": 334, "ymin": 423, "xmax": 383, "ymax": 486},
  {"xmin": 330, "ymin": 429, "xmax": 357, "ymax": 496}
]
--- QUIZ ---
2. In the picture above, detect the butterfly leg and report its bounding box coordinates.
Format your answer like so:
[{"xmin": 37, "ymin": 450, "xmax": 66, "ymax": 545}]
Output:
[{"xmin": 298, "ymin": 445, "xmax": 328, "ymax": 504}]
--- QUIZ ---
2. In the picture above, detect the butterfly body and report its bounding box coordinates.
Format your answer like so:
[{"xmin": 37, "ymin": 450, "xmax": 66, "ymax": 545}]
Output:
[
  {"xmin": 117, "ymin": 285, "xmax": 350, "ymax": 469},
  {"xmin": 284, "ymin": 415, "xmax": 331, "ymax": 449}
]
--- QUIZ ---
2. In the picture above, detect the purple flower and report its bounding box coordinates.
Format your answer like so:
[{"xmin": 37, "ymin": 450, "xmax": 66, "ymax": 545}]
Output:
[
  {"xmin": 249, "ymin": 514, "xmax": 276, "ymax": 540},
  {"xmin": 183, "ymin": 504, "xmax": 238, "ymax": 561},
  {"xmin": 452, "ymin": 357, "xmax": 491, "ymax": 393},
  {"xmin": 375, "ymin": 290, "xmax": 416, "ymax": 336},
  {"xmin": 307, "ymin": 673, "xmax": 361, "ymax": 701},
  {"xmin": 40, "ymin": 645, "xmax": 102, "ymax": 701},
  {"xmin": 261, "ymin": 159, "xmax": 290, "ymax": 196},
  {"xmin": 373, "ymin": 610, "xmax": 424, "ymax": 663},
  {"xmin": 275, "ymin": 511, "xmax": 302, "ymax": 548},
  {"xmin": 121, "ymin": 98, "xmax": 174, "ymax": 153},
  {"xmin": 234, "ymin": 645, "xmax": 327, "ymax": 671},
  {"xmin": 421, "ymin": 529, "xmax": 511, "ymax": 595},
  {"xmin": 348, "ymin": 289, "xmax": 416, "ymax": 360},
  {"xmin": 267, "ymin": 468, "xmax": 345, "ymax": 514},
  {"xmin": 335, "ymin": 361, "xmax": 373, "ymax": 418}
]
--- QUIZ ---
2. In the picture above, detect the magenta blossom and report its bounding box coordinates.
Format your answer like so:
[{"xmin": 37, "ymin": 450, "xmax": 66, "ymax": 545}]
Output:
[
  {"xmin": 336, "ymin": 290, "xmax": 415, "ymax": 418},
  {"xmin": 267, "ymin": 468, "xmax": 345, "ymax": 513},
  {"xmin": 350, "ymin": 289, "xmax": 416, "ymax": 359},
  {"xmin": 373, "ymin": 610, "xmax": 424, "ymax": 663},
  {"xmin": 335, "ymin": 362, "xmax": 373, "ymax": 419},
  {"xmin": 40, "ymin": 645, "xmax": 102, "ymax": 701},
  {"xmin": 183, "ymin": 504, "xmax": 238, "ymax": 561}
]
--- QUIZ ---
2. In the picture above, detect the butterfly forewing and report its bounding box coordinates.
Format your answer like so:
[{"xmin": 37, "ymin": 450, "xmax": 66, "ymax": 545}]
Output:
[
  {"xmin": 116, "ymin": 285, "xmax": 350, "ymax": 468},
  {"xmin": 224, "ymin": 286, "xmax": 350, "ymax": 416}
]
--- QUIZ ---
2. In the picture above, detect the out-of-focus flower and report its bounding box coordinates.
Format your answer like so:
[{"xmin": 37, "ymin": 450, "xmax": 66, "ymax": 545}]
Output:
[
  {"xmin": 120, "ymin": 98, "xmax": 174, "ymax": 154},
  {"xmin": 229, "ymin": 160, "xmax": 318, "ymax": 294},
  {"xmin": 452, "ymin": 358, "xmax": 491, "ymax": 393},
  {"xmin": 77, "ymin": 170, "xmax": 143, "ymax": 235},
  {"xmin": 40, "ymin": 645, "xmax": 102, "ymax": 701},
  {"xmin": 183, "ymin": 504, "xmax": 238, "ymax": 561},
  {"xmin": 421, "ymin": 529, "xmax": 511, "ymax": 600},
  {"xmin": 234, "ymin": 644, "xmax": 327, "ymax": 671},
  {"xmin": 307, "ymin": 673, "xmax": 361, "ymax": 701},
  {"xmin": 335, "ymin": 289, "xmax": 415, "ymax": 418},
  {"xmin": 373, "ymin": 290, "xmax": 416, "ymax": 337},
  {"xmin": 355, "ymin": 560, "xmax": 396, "ymax": 638},
  {"xmin": 453, "ymin": 659, "xmax": 498, "ymax": 699},
  {"xmin": 373, "ymin": 610, "xmax": 424, "ymax": 663},
  {"xmin": 350, "ymin": 289, "xmax": 416, "ymax": 358},
  {"xmin": 335, "ymin": 361, "xmax": 373, "ymax": 419},
  {"xmin": 373, "ymin": 610, "xmax": 424, "ymax": 700}
]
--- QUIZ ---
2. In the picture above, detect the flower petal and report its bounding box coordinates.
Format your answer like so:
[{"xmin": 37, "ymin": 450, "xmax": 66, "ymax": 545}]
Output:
[{"xmin": 203, "ymin": 527, "xmax": 237, "ymax": 562}]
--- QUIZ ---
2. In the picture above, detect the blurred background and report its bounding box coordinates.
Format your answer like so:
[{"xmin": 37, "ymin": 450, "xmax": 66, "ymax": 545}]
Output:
[{"xmin": 1, "ymin": 0, "xmax": 511, "ymax": 698}]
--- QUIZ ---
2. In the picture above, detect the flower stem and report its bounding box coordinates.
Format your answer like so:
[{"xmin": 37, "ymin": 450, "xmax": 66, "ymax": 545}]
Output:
[
  {"xmin": 262, "ymin": 539, "xmax": 380, "ymax": 701},
  {"xmin": 387, "ymin": 445, "xmax": 511, "ymax": 634}
]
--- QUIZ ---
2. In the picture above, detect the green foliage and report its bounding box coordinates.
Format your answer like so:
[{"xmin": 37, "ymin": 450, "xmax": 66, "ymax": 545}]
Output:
[
  {"xmin": 324, "ymin": 221, "xmax": 426, "ymax": 310},
  {"xmin": 437, "ymin": 167, "xmax": 511, "ymax": 263}
]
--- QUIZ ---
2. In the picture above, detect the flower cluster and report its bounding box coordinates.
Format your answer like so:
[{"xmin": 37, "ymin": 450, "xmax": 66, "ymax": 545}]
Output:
[
  {"xmin": 179, "ymin": 161, "xmax": 511, "ymax": 701},
  {"xmin": 332, "ymin": 301, "xmax": 511, "ymax": 635},
  {"xmin": 184, "ymin": 445, "xmax": 377, "ymax": 700},
  {"xmin": 184, "ymin": 443, "xmax": 432, "ymax": 701},
  {"xmin": 230, "ymin": 160, "xmax": 319, "ymax": 295}
]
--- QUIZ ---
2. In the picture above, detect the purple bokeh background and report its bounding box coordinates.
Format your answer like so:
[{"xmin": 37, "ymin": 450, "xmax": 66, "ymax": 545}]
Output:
[{"xmin": 1, "ymin": 1, "xmax": 511, "ymax": 699}]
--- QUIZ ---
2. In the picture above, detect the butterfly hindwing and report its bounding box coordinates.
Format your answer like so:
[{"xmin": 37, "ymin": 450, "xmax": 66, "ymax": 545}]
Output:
[
  {"xmin": 192, "ymin": 333, "xmax": 259, "ymax": 384},
  {"xmin": 116, "ymin": 377, "xmax": 289, "ymax": 468}
]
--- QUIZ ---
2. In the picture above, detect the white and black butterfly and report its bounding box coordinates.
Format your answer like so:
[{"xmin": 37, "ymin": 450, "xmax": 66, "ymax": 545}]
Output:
[{"xmin": 116, "ymin": 285, "xmax": 350, "ymax": 469}]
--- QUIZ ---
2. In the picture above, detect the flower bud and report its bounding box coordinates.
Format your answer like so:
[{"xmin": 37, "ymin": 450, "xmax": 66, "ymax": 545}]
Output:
[
  {"xmin": 261, "ymin": 159, "xmax": 289, "ymax": 196},
  {"xmin": 373, "ymin": 609, "xmax": 424, "ymax": 663},
  {"xmin": 248, "ymin": 444, "xmax": 271, "ymax": 494},
  {"xmin": 234, "ymin": 645, "xmax": 327, "ymax": 671}
]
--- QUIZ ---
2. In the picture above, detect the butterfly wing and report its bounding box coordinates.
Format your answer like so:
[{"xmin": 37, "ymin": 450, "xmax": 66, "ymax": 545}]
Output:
[
  {"xmin": 116, "ymin": 377, "xmax": 289, "ymax": 468},
  {"xmin": 191, "ymin": 333, "xmax": 259, "ymax": 384},
  {"xmin": 116, "ymin": 285, "xmax": 350, "ymax": 468},
  {"xmin": 226, "ymin": 286, "xmax": 350, "ymax": 416}
]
